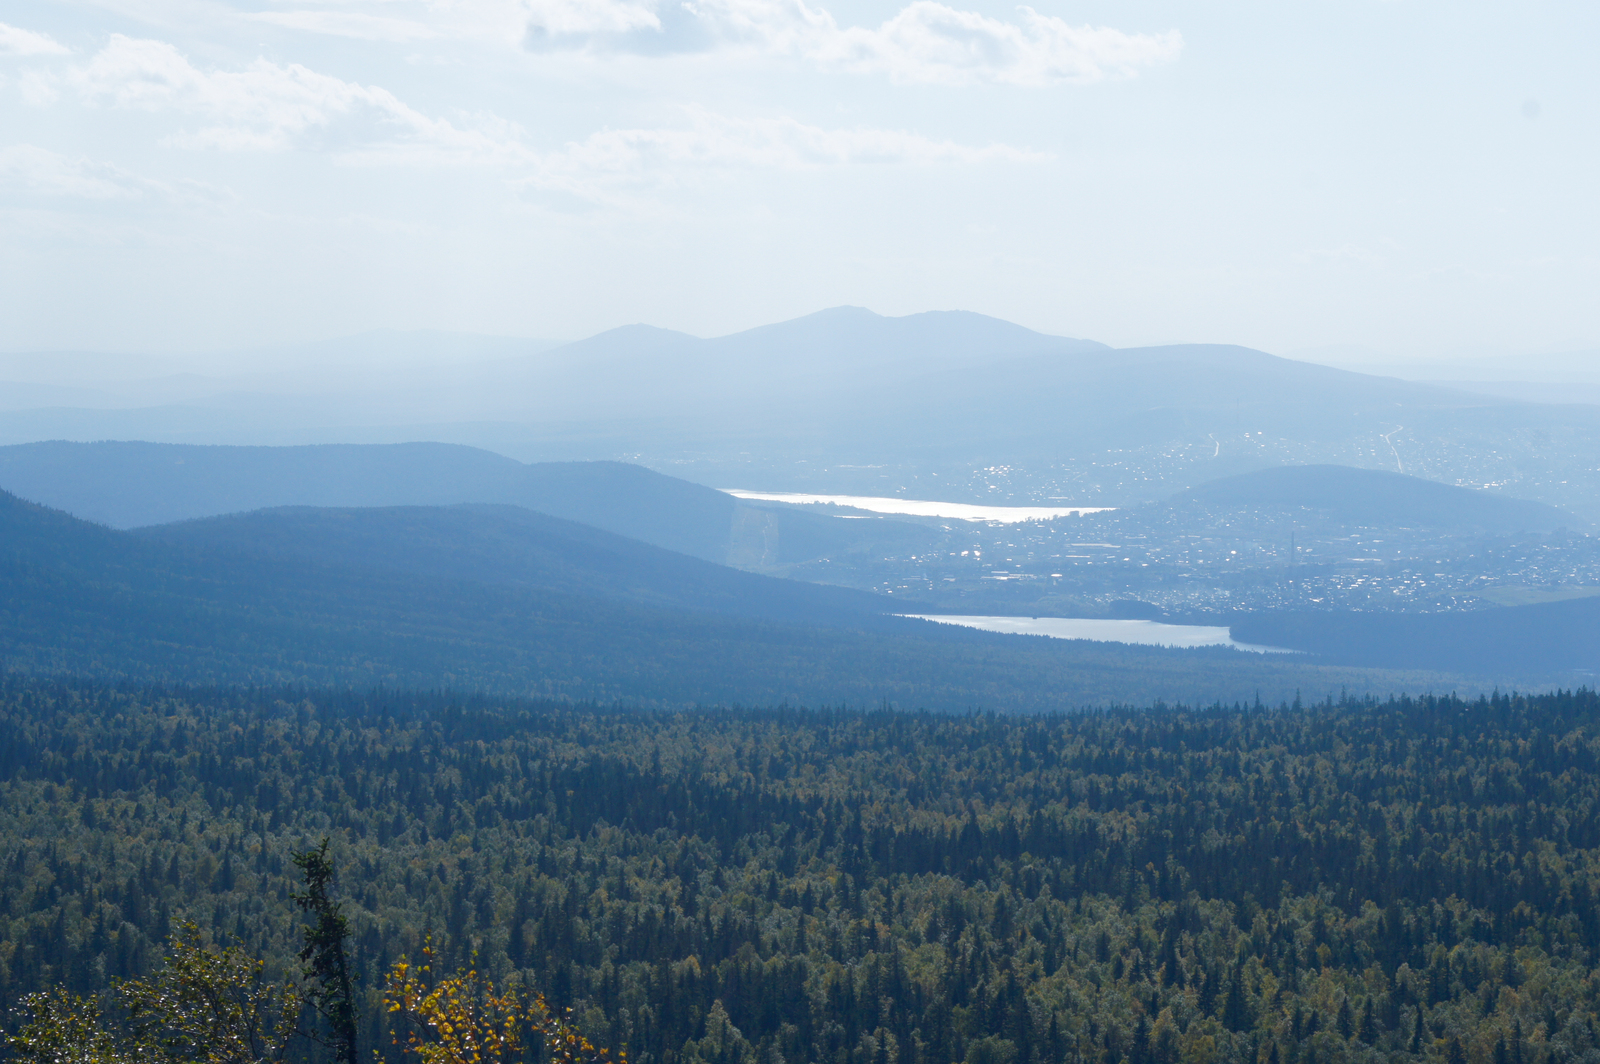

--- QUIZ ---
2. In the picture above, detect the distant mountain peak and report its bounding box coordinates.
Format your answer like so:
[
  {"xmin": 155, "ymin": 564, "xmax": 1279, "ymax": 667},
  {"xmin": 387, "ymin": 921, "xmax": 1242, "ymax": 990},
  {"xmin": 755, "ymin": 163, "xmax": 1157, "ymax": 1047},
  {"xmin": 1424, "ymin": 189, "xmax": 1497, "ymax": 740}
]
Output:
[
  {"xmin": 701, "ymin": 305, "xmax": 1105, "ymax": 359},
  {"xmin": 792, "ymin": 305, "xmax": 881, "ymax": 321},
  {"xmin": 575, "ymin": 322, "xmax": 701, "ymax": 344}
]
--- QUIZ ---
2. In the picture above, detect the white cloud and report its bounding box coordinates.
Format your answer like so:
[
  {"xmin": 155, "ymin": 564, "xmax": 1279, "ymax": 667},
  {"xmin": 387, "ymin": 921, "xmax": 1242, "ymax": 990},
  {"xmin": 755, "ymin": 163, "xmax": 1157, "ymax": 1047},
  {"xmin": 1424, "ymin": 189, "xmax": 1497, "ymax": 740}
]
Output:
[
  {"xmin": 240, "ymin": 0, "xmax": 599, "ymax": 45},
  {"xmin": 0, "ymin": 144, "xmax": 159, "ymax": 199},
  {"xmin": 0, "ymin": 143, "xmax": 228, "ymax": 210},
  {"xmin": 509, "ymin": 108, "xmax": 1043, "ymax": 202},
  {"xmin": 344, "ymin": 107, "xmax": 1040, "ymax": 199},
  {"xmin": 244, "ymin": 0, "xmax": 1179, "ymax": 85},
  {"xmin": 59, "ymin": 35, "xmax": 451, "ymax": 151},
  {"xmin": 0, "ymin": 22, "xmax": 71, "ymax": 56},
  {"xmin": 337, "ymin": 104, "xmax": 1042, "ymax": 212},
  {"xmin": 525, "ymin": 0, "xmax": 666, "ymax": 37},
  {"xmin": 687, "ymin": 0, "xmax": 1181, "ymax": 85},
  {"xmin": 24, "ymin": 35, "xmax": 1039, "ymax": 217},
  {"xmin": 241, "ymin": 0, "xmax": 661, "ymax": 44},
  {"xmin": 46, "ymin": 35, "xmax": 1041, "ymax": 182},
  {"xmin": 242, "ymin": 11, "xmax": 441, "ymax": 42}
]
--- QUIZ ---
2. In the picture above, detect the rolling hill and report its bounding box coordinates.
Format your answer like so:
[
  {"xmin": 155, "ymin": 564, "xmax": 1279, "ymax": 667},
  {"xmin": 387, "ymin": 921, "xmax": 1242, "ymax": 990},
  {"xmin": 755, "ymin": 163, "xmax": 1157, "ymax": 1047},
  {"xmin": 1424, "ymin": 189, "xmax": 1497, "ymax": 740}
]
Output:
[
  {"xmin": 1231, "ymin": 597, "xmax": 1600, "ymax": 678},
  {"xmin": 1172, "ymin": 464, "xmax": 1581, "ymax": 533},
  {"xmin": 0, "ymin": 487, "xmax": 1471, "ymax": 708},
  {"xmin": 834, "ymin": 342, "xmax": 1492, "ymax": 454},
  {"xmin": 0, "ymin": 441, "xmax": 936, "ymax": 569},
  {"xmin": 136, "ymin": 503, "xmax": 896, "ymax": 626}
]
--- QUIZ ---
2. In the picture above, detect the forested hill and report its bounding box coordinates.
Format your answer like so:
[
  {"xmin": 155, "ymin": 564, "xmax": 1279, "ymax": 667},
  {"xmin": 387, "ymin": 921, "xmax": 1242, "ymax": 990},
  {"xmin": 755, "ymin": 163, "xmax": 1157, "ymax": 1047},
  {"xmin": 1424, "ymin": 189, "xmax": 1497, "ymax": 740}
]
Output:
[
  {"xmin": 0, "ymin": 487, "xmax": 1465, "ymax": 708},
  {"xmin": 0, "ymin": 442, "xmax": 732, "ymax": 544},
  {"xmin": 134, "ymin": 502, "xmax": 896, "ymax": 624},
  {"xmin": 1175, "ymin": 465, "xmax": 1580, "ymax": 534},
  {"xmin": 5, "ymin": 680, "xmax": 1600, "ymax": 1064},
  {"xmin": 1231, "ymin": 599, "xmax": 1600, "ymax": 677},
  {"xmin": 0, "ymin": 441, "xmax": 936, "ymax": 569}
]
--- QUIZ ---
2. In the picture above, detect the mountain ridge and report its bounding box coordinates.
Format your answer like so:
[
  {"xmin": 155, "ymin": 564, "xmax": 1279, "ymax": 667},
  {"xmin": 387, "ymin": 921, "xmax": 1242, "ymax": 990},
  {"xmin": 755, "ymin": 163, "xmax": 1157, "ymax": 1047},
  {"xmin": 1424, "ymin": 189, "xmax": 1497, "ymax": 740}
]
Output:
[
  {"xmin": 0, "ymin": 442, "xmax": 943, "ymax": 572},
  {"xmin": 6, "ymin": 307, "xmax": 1600, "ymax": 519},
  {"xmin": 1170, "ymin": 464, "xmax": 1582, "ymax": 533},
  {"xmin": 1232, "ymin": 598, "xmax": 1600, "ymax": 677},
  {"xmin": 135, "ymin": 502, "xmax": 899, "ymax": 625}
]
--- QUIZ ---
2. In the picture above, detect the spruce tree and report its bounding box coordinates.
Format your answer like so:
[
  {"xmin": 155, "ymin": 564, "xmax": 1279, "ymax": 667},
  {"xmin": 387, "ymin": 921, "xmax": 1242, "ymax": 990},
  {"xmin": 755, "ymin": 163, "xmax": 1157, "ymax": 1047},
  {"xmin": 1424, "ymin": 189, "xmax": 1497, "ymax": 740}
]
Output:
[
  {"xmin": 1358, "ymin": 998, "xmax": 1378, "ymax": 1044},
  {"xmin": 292, "ymin": 839, "xmax": 358, "ymax": 1064},
  {"xmin": 1221, "ymin": 962, "xmax": 1251, "ymax": 1033}
]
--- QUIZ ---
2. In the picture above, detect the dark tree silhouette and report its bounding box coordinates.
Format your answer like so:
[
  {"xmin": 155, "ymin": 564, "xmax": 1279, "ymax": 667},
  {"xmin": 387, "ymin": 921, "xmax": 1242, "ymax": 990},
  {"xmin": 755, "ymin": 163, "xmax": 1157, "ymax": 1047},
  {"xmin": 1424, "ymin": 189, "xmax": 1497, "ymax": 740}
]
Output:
[{"xmin": 292, "ymin": 838, "xmax": 358, "ymax": 1064}]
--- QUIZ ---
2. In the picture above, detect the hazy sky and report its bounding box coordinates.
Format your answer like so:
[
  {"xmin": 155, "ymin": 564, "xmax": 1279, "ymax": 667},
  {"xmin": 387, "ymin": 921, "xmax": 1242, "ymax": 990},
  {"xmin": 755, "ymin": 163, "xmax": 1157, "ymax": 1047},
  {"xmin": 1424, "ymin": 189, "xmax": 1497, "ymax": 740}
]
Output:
[{"xmin": 1, "ymin": 0, "xmax": 1595, "ymax": 360}]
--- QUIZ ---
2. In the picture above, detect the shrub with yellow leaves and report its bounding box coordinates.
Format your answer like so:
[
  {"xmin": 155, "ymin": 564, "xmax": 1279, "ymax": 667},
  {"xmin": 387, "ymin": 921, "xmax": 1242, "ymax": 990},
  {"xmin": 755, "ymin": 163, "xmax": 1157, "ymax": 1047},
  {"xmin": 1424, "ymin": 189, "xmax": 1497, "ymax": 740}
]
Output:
[{"xmin": 382, "ymin": 942, "xmax": 623, "ymax": 1064}]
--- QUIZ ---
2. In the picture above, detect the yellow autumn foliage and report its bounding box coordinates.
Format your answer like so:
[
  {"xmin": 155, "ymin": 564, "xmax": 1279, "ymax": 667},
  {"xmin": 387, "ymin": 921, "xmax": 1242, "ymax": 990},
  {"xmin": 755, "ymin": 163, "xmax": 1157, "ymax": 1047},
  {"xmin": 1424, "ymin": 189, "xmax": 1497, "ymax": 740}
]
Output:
[{"xmin": 382, "ymin": 942, "xmax": 623, "ymax": 1064}]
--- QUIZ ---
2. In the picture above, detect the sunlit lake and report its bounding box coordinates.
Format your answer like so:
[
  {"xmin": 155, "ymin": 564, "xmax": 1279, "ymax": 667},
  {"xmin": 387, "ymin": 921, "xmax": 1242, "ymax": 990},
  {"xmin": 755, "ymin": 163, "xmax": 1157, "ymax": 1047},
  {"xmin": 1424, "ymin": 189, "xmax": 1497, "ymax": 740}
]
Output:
[
  {"xmin": 901, "ymin": 614, "xmax": 1296, "ymax": 654},
  {"xmin": 723, "ymin": 490, "xmax": 1115, "ymax": 523}
]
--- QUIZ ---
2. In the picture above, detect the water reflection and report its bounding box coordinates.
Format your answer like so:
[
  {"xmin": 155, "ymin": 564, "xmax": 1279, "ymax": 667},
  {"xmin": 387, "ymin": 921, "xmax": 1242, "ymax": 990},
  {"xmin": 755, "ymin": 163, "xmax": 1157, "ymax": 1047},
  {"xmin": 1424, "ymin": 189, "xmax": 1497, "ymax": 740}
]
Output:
[
  {"xmin": 902, "ymin": 614, "xmax": 1295, "ymax": 654},
  {"xmin": 724, "ymin": 490, "xmax": 1114, "ymax": 523}
]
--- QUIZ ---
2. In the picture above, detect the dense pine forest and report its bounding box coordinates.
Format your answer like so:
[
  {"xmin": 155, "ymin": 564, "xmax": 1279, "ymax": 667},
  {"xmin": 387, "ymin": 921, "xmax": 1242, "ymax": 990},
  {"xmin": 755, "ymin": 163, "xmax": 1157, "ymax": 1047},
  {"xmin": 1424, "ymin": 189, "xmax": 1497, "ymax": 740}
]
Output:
[{"xmin": 3, "ymin": 680, "xmax": 1600, "ymax": 1064}]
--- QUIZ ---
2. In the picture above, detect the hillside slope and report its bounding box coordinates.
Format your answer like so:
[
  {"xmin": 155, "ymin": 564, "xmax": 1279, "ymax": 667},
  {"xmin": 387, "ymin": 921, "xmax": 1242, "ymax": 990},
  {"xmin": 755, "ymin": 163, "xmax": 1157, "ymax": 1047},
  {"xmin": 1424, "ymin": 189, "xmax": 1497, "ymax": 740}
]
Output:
[
  {"xmin": 846, "ymin": 344, "xmax": 1498, "ymax": 456},
  {"xmin": 1232, "ymin": 597, "xmax": 1600, "ymax": 677},
  {"xmin": 0, "ymin": 441, "xmax": 722, "ymax": 538},
  {"xmin": 136, "ymin": 503, "xmax": 896, "ymax": 625},
  {"xmin": 1175, "ymin": 464, "xmax": 1581, "ymax": 533},
  {"xmin": 0, "ymin": 489, "xmax": 1468, "ymax": 707},
  {"xmin": 0, "ymin": 441, "xmax": 933, "ymax": 567}
]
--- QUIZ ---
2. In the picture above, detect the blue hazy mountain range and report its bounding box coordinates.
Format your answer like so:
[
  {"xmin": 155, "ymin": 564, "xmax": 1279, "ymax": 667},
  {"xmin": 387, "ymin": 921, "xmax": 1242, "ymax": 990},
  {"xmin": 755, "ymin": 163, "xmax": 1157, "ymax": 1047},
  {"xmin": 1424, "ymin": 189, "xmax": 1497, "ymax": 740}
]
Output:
[
  {"xmin": 6, "ymin": 306, "xmax": 1598, "ymax": 518},
  {"xmin": 0, "ymin": 306, "xmax": 1525, "ymax": 443},
  {"xmin": 0, "ymin": 309, "xmax": 1093, "ymax": 434},
  {"xmin": 1167, "ymin": 464, "xmax": 1580, "ymax": 534},
  {"xmin": 0, "ymin": 441, "xmax": 939, "ymax": 568},
  {"xmin": 0, "ymin": 309, "xmax": 1491, "ymax": 449},
  {"xmin": 0, "ymin": 442, "xmax": 737, "ymax": 543}
]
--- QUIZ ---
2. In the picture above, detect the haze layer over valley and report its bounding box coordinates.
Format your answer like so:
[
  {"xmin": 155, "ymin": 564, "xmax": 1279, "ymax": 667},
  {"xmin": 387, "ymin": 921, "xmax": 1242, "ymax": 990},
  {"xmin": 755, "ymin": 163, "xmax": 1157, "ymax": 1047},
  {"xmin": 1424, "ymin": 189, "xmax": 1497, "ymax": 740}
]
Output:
[
  {"xmin": 7, "ymin": 308, "xmax": 1600, "ymax": 523},
  {"xmin": 9, "ymin": 308, "xmax": 1600, "ymax": 630}
]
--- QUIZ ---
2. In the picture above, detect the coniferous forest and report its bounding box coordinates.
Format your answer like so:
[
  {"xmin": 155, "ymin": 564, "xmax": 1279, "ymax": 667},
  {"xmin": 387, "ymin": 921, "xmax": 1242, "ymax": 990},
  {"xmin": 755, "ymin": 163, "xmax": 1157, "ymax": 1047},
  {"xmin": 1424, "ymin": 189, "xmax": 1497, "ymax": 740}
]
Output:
[{"xmin": 4, "ymin": 679, "xmax": 1600, "ymax": 1064}]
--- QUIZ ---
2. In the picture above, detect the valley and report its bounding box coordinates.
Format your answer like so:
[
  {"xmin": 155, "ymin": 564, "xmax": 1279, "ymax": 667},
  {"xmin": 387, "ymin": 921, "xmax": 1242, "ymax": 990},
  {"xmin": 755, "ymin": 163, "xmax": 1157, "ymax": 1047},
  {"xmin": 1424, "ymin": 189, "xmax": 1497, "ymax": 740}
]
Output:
[
  {"xmin": 730, "ymin": 466, "xmax": 1599, "ymax": 622},
  {"xmin": 773, "ymin": 508, "xmax": 1600, "ymax": 617},
  {"xmin": 6, "ymin": 313, "xmax": 1600, "ymax": 1064}
]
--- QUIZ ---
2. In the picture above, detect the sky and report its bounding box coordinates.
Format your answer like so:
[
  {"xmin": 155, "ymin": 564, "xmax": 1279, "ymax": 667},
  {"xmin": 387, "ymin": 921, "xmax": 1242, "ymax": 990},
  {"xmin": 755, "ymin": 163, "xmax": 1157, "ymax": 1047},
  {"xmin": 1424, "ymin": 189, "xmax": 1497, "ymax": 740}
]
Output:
[{"xmin": 1, "ymin": 0, "xmax": 1596, "ymax": 362}]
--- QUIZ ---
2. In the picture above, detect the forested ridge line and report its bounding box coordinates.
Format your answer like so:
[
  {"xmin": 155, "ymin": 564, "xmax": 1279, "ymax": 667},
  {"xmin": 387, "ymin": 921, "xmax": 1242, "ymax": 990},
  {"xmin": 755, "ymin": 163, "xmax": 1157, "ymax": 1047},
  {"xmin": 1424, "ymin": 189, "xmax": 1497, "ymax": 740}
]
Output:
[
  {"xmin": 3, "ymin": 680, "xmax": 1600, "ymax": 1064},
  {"xmin": 1, "ymin": 484, "xmax": 1466, "ymax": 712}
]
